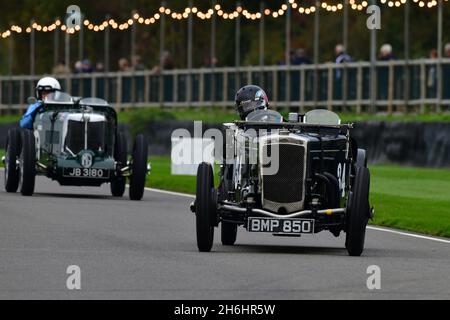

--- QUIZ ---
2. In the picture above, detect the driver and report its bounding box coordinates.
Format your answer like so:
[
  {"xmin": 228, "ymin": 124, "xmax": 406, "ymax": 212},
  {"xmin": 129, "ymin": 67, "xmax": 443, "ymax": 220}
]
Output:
[
  {"xmin": 20, "ymin": 77, "xmax": 62, "ymax": 129},
  {"xmin": 235, "ymin": 85, "xmax": 269, "ymax": 120}
]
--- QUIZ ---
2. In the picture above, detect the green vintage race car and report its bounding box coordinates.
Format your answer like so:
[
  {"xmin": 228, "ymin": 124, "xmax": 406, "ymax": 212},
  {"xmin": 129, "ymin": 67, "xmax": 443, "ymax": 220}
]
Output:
[{"xmin": 3, "ymin": 92, "xmax": 149, "ymax": 200}]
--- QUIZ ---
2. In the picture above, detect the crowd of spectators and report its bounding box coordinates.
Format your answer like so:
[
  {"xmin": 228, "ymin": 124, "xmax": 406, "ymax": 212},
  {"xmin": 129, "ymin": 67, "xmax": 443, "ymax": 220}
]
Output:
[{"xmin": 51, "ymin": 42, "xmax": 450, "ymax": 76}]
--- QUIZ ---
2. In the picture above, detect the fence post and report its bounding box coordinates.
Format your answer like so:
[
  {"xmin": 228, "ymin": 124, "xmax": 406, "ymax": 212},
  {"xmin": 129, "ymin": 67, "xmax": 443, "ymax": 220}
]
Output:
[
  {"xmin": 369, "ymin": 0, "xmax": 377, "ymax": 114},
  {"xmin": 54, "ymin": 17, "xmax": 60, "ymax": 68},
  {"xmin": 211, "ymin": 0, "xmax": 217, "ymax": 107},
  {"xmin": 159, "ymin": 1, "xmax": 166, "ymax": 108},
  {"xmin": 403, "ymin": 1, "xmax": 410, "ymax": 113},
  {"xmin": 356, "ymin": 65, "xmax": 362, "ymax": 113},
  {"xmin": 388, "ymin": 62, "xmax": 394, "ymax": 114},
  {"xmin": 223, "ymin": 71, "xmax": 228, "ymax": 107},
  {"xmin": 91, "ymin": 74, "xmax": 96, "ymax": 97},
  {"xmin": 300, "ymin": 67, "xmax": 305, "ymax": 113},
  {"xmin": 117, "ymin": 74, "xmax": 122, "ymax": 108},
  {"xmin": 436, "ymin": 0, "xmax": 443, "ymax": 112},
  {"xmin": 187, "ymin": 0, "xmax": 193, "ymax": 106},
  {"xmin": 313, "ymin": 1, "xmax": 320, "ymax": 108},
  {"xmin": 173, "ymin": 73, "xmax": 178, "ymax": 104},
  {"xmin": 273, "ymin": 69, "xmax": 278, "ymax": 108},
  {"xmin": 30, "ymin": 20, "xmax": 36, "ymax": 76},
  {"xmin": 420, "ymin": 61, "xmax": 426, "ymax": 113},
  {"xmin": 285, "ymin": 1, "xmax": 291, "ymax": 108},
  {"xmin": 327, "ymin": 65, "xmax": 333, "ymax": 111}
]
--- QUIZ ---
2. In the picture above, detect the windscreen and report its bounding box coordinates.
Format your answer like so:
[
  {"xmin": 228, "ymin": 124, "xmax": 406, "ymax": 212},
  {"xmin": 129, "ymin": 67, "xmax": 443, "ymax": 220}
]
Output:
[
  {"xmin": 304, "ymin": 109, "xmax": 341, "ymax": 125},
  {"xmin": 44, "ymin": 92, "xmax": 74, "ymax": 104},
  {"xmin": 246, "ymin": 110, "xmax": 283, "ymax": 123},
  {"xmin": 79, "ymin": 97, "xmax": 109, "ymax": 107}
]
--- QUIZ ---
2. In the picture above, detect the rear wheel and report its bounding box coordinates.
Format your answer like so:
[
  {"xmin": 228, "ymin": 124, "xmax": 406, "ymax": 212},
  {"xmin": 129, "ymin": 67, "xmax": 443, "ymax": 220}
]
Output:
[
  {"xmin": 129, "ymin": 134, "xmax": 148, "ymax": 201},
  {"xmin": 111, "ymin": 132, "xmax": 127, "ymax": 197},
  {"xmin": 221, "ymin": 222, "xmax": 237, "ymax": 246},
  {"xmin": 19, "ymin": 130, "xmax": 36, "ymax": 197},
  {"xmin": 346, "ymin": 166, "xmax": 371, "ymax": 256},
  {"xmin": 4, "ymin": 128, "xmax": 21, "ymax": 193},
  {"xmin": 196, "ymin": 162, "xmax": 215, "ymax": 252}
]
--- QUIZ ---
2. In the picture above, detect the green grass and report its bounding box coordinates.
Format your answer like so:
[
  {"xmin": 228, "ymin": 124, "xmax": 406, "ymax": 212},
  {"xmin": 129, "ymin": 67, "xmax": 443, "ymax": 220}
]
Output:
[
  {"xmin": 147, "ymin": 156, "xmax": 450, "ymax": 238},
  {"xmin": 2, "ymin": 108, "xmax": 450, "ymax": 127},
  {"xmin": 0, "ymin": 114, "xmax": 20, "ymax": 124},
  {"xmin": 147, "ymin": 156, "xmax": 219, "ymax": 195},
  {"xmin": 370, "ymin": 165, "xmax": 450, "ymax": 238}
]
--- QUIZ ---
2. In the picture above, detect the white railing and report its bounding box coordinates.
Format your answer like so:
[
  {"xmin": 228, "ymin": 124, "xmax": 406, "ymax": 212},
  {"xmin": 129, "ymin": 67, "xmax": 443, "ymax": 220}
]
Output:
[{"xmin": 1, "ymin": 59, "xmax": 450, "ymax": 113}]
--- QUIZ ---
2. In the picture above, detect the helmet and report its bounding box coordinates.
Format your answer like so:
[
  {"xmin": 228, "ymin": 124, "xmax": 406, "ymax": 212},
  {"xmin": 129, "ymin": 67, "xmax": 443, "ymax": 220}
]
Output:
[
  {"xmin": 235, "ymin": 85, "xmax": 269, "ymax": 120},
  {"xmin": 35, "ymin": 77, "xmax": 61, "ymax": 100}
]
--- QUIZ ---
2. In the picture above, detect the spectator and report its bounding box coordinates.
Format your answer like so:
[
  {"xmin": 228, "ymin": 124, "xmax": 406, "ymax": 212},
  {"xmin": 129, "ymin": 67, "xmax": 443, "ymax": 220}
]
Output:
[
  {"xmin": 162, "ymin": 51, "xmax": 174, "ymax": 70},
  {"xmin": 132, "ymin": 55, "xmax": 146, "ymax": 71},
  {"xmin": 444, "ymin": 43, "xmax": 450, "ymax": 58},
  {"xmin": 118, "ymin": 58, "xmax": 131, "ymax": 72},
  {"xmin": 334, "ymin": 44, "xmax": 352, "ymax": 100},
  {"xmin": 202, "ymin": 56, "xmax": 218, "ymax": 68},
  {"xmin": 95, "ymin": 62, "xmax": 105, "ymax": 73},
  {"xmin": 379, "ymin": 43, "xmax": 396, "ymax": 61},
  {"xmin": 378, "ymin": 44, "xmax": 396, "ymax": 100},
  {"xmin": 74, "ymin": 60, "xmax": 83, "ymax": 74},
  {"xmin": 151, "ymin": 51, "xmax": 174, "ymax": 74},
  {"xmin": 426, "ymin": 49, "xmax": 438, "ymax": 99},
  {"xmin": 81, "ymin": 59, "xmax": 94, "ymax": 73},
  {"xmin": 335, "ymin": 44, "xmax": 352, "ymax": 64},
  {"xmin": 52, "ymin": 60, "xmax": 70, "ymax": 76},
  {"xmin": 334, "ymin": 44, "xmax": 352, "ymax": 80},
  {"xmin": 291, "ymin": 48, "xmax": 311, "ymax": 65}
]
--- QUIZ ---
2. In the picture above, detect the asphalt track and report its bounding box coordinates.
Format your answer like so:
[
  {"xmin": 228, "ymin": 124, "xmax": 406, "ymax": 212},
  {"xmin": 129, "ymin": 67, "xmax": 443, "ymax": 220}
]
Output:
[{"xmin": 0, "ymin": 171, "xmax": 449, "ymax": 300}]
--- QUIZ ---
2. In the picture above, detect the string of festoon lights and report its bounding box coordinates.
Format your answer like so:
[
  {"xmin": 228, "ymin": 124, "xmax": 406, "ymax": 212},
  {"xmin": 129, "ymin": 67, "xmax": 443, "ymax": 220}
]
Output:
[{"xmin": 0, "ymin": 0, "xmax": 447, "ymax": 39}]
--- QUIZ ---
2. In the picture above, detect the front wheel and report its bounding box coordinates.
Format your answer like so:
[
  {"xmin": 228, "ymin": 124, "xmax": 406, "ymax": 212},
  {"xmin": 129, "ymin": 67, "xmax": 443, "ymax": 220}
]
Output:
[
  {"xmin": 129, "ymin": 134, "xmax": 148, "ymax": 201},
  {"xmin": 346, "ymin": 166, "xmax": 371, "ymax": 256},
  {"xmin": 4, "ymin": 128, "xmax": 21, "ymax": 193},
  {"xmin": 196, "ymin": 162, "xmax": 216, "ymax": 252},
  {"xmin": 111, "ymin": 132, "xmax": 128, "ymax": 197},
  {"xmin": 19, "ymin": 130, "xmax": 36, "ymax": 196}
]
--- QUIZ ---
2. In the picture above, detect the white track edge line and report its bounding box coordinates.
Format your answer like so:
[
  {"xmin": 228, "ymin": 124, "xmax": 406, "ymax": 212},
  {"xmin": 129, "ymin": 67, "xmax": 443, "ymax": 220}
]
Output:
[{"xmin": 366, "ymin": 226, "xmax": 450, "ymax": 244}]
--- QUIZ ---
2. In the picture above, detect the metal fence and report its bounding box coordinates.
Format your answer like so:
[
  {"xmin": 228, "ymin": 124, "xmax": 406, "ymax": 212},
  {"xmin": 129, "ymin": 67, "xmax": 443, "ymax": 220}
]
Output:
[{"xmin": 1, "ymin": 58, "xmax": 450, "ymax": 113}]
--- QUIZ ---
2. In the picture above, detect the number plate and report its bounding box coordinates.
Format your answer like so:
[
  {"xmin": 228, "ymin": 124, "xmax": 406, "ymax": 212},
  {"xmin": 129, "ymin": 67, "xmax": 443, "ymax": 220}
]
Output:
[
  {"xmin": 248, "ymin": 217, "xmax": 314, "ymax": 235},
  {"xmin": 63, "ymin": 168, "xmax": 109, "ymax": 179}
]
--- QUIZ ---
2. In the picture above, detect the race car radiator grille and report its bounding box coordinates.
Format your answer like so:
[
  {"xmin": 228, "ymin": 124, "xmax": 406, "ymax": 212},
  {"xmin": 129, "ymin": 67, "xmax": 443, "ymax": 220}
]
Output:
[{"xmin": 261, "ymin": 141, "xmax": 306, "ymax": 214}]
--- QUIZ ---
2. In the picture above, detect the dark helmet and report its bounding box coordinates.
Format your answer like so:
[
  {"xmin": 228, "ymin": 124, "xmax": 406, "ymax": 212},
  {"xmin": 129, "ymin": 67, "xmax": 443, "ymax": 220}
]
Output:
[{"xmin": 235, "ymin": 85, "xmax": 269, "ymax": 120}]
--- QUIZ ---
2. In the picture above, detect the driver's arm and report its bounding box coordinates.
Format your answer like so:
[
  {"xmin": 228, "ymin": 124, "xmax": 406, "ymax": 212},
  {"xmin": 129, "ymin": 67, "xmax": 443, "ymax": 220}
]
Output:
[{"xmin": 20, "ymin": 102, "xmax": 43, "ymax": 129}]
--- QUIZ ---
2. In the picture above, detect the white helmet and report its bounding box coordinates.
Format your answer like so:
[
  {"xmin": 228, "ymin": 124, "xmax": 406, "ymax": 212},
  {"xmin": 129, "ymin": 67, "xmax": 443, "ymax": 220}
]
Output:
[{"xmin": 35, "ymin": 77, "xmax": 62, "ymax": 100}]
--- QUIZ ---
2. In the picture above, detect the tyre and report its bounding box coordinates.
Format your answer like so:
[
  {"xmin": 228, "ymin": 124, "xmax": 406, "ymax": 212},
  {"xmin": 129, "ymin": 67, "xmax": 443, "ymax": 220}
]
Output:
[
  {"xmin": 356, "ymin": 149, "xmax": 367, "ymax": 168},
  {"xmin": 129, "ymin": 134, "xmax": 148, "ymax": 201},
  {"xmin": 19, "ymin": 130, "xmax": 36, "ymax": 196},
  {"xmin": 346, "ymin": 166, "xmax": 371, "ymax": 256},
  {"xmin": 111, "ymin": 132, "xmax": 128, "ymax": 197},
  {"xmin": 4, "ymin": 128, "xmax": 21, "ymax": 193},
  {"xmin": 196, "ymin": 162, "xmax": 216, "ymax": 252},
  {"xmin": 221, "ymin": 222, "xmax": 237, "ymax": 246}
]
